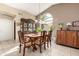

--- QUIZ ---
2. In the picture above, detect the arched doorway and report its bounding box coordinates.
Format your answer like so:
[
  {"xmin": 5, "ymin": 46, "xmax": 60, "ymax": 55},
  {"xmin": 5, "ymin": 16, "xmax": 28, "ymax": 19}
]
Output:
[{"xmin": 40, "ymin": 13, "xmax": 53, "ymax": 31}]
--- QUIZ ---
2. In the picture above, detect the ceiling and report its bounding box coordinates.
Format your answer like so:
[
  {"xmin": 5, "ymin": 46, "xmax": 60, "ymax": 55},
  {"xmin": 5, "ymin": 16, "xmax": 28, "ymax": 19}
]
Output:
[{"xmin": 5, "ymin": 3, "xmax": 57, "ymax": 16}]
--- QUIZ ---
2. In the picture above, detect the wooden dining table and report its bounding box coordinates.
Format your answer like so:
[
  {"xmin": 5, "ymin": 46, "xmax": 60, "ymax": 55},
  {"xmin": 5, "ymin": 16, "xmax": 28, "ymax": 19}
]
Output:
[
  {"xmin": 24, "ymin": 33, "xmax": 41, "ymax": 37},
  {"xmin": 24, "ymin": 31, "xmax": 49, "ymax": 52},
  {"xmin": 24, "ymin": 33, "xmax": 42, "ymax": 51}
]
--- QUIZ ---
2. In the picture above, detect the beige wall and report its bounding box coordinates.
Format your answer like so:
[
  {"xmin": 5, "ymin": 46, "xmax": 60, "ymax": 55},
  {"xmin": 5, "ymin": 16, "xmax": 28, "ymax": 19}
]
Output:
[
  {"xmin": 38, "ymin": 3, "xmax": 79, "ymax": 37},
  {"xmin": 0, "ymin": 4, "xmax": 35, "ymax": 40}
]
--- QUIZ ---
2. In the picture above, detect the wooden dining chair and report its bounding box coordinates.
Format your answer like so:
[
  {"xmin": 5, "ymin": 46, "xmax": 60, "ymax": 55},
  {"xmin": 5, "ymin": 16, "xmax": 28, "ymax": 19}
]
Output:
[
  {"xmin": 18, "ymin": 31, "xmax": 33, "ymax": 56},
  {"xmin": 46, "ymin": 30, "xmax": 52, "ymax": 47},
  {"xmin": 34, "ymin": 31, "xmax": 47, "ymax": 53}
]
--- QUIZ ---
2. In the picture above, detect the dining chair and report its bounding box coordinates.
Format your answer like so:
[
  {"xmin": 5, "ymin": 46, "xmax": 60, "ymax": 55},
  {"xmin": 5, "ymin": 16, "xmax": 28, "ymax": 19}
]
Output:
[
  {"xmin": 34, "ymin": 31, "xmax": 47, "ymax": 53},
  {"xmin": 18, "ymin": 31, "xmax": 33, "ymax": 56},
  {"xmin": 46, "ymin": 30, "xmax": 52, "ymax": 47}
]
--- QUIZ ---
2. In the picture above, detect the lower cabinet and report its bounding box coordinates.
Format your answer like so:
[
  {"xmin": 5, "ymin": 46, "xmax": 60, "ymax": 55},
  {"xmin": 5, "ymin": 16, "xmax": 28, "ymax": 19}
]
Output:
[
  {"xmin": 56, "ymin": 31, "xmax": 66, "ymax": 45},
  {"xmin": 74, "ymin": 32, "xmax": 79, "ymax": 48},
  {"xmin": 76, "ymin": 39, "xmax": 79, "ymax": 48},
  {"xmin": 66, "ymin": 31, "xmax": 76, "ymax": 47},
  {"xmin": 56, "ymin": 30, "xmax": 79, "ymax": 48}
]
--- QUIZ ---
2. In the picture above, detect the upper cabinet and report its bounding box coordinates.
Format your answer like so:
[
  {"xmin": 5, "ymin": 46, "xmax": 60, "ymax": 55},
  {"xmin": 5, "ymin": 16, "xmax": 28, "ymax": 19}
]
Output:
[{"xmin": 20, "ymin": 18, "xmax": 36, "ymax": 33}]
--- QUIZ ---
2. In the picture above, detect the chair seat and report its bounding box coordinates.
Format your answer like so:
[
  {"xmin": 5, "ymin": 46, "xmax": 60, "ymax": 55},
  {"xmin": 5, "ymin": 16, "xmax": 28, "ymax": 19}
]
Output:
[
  {"xmin": 20, "ymin": 37, "xmax": 31, "ymax": 44},
  {"xmin": 21, "ymin": 42, "xmax": 32, "ymax": 48},
  {"xmin": 20, "ymin": 37, "xmax": 32, "ymax": 48},
  {"xmin": 34, "ymin": 38, "xmax": 45, "ymax": 46}
]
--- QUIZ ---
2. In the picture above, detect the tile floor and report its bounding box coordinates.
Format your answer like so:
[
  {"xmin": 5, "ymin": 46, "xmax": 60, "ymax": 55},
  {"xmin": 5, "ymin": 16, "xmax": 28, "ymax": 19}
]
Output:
[{"xmin": 0, "ymin": 38, "xmax": 79, "ymax": 56}]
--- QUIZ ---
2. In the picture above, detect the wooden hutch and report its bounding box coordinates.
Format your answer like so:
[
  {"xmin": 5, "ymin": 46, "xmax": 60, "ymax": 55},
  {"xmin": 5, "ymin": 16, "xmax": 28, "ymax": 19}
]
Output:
[{"xmin": 20, "ymin": 18, "xmax": 36, "ymax": 33}]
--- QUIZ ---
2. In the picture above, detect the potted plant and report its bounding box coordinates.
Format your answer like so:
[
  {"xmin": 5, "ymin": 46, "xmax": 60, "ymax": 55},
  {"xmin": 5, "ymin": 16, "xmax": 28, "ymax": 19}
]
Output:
[
  {"xmin": 35, "ymin": 27, "xmax": 42, "ymax": 33},
  {"xmin": 58, "ymin": 23, "xmax": 64, "ymax": 30}
]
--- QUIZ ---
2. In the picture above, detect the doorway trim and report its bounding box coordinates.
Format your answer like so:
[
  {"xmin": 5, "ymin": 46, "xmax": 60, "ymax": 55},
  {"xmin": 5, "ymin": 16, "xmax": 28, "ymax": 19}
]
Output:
[{"xmin": 14, "ymin": 21, "xmax": 16, "ymax": 40}]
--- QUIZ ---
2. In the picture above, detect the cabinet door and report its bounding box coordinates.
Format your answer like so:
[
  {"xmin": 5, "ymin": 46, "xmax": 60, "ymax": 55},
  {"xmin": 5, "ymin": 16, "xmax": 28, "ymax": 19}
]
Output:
[
  {"xmin": 74, "ymin": 32, "xmax": 79, "ymax": 48},
  {"xmin": 76, "ymin": 39, "xmax": 79, "ymax": 48},
  {"xmin": 57, "ymin": 31, "xmax": 66, "ymax": 44},
  {"xmin": 66, "ymin": 31, "xmax": 76, "ymax": 47}
]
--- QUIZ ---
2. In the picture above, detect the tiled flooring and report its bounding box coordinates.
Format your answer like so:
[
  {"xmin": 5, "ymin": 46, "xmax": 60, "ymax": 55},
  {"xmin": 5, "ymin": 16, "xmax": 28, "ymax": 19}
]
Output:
[{"xmin": 0, "ymin": 38, "xmax": 79, "ymax": 56}]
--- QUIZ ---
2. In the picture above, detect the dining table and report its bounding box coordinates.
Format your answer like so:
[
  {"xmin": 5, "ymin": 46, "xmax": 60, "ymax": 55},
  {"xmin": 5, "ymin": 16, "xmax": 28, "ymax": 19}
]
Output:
[
  {"xmin": 24, "ymin": 32, "xmax": 42, "ymax": 51},
  {"xmin": 24, "ymin": 31, "xmax": 49, "ymax": 52}
]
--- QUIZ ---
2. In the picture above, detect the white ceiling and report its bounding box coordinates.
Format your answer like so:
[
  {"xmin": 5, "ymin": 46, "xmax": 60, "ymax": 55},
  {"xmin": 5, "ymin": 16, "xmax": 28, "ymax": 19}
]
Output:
[{"xmin": 5, "ymin": 3, "xmax": 57, "ymax": 16}]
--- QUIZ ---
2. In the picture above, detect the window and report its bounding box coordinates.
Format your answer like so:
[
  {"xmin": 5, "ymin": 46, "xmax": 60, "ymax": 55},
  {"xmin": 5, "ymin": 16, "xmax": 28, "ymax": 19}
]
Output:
[{"xmin": 40, "ymin": 13, "xmax": 53, "ymax": 24}]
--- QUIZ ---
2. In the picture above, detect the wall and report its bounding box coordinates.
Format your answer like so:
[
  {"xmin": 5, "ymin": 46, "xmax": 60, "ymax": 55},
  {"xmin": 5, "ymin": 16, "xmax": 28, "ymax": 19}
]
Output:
[
  {"xmin": 0, "ymin": 4, "xmax": 35, "ymax": 41},
  {"xmin": 0, "ymin": 14, "xmax": 14, "ymax": 41},
  {"xmin": 38, "ymin": 3, "xmax": 79, "ymax": 37},
  {"xmin": 0, "ymin": 4, "xmax": 35, "ymax": 19}
]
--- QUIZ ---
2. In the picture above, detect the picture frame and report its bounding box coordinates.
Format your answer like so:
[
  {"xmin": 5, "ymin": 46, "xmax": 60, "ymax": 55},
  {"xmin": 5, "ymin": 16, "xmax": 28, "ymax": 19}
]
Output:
[{"xmin": 72, "ymin": 21, "xmax": 79, "ymax": 27}]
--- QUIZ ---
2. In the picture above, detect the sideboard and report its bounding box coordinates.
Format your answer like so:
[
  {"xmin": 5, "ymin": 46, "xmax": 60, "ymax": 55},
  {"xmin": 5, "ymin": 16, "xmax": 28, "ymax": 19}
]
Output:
[{"xmin": 56, "ymin": 30, "xmax": 79, "ymax": 48}]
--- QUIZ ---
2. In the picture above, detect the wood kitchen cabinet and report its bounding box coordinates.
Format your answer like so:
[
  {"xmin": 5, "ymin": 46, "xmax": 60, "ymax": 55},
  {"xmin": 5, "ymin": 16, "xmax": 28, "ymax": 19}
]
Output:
[
  {"xmin": 74, "ymin": 31, "xmax": 79, "ymax": 48},
  {"xmin": 56, "ymin": 30, "xmax": 79, "ymax": 48},
  {"xmin": 56, "ymin": 31, "xmax": 66, "ymax": 45},
  {"xmin": 66, "ymin": 31, "xmax": 77, "ymax": 47},
  {"xmin": 76, "ymin": 39, "xmax": 79, "ymax": 48}
]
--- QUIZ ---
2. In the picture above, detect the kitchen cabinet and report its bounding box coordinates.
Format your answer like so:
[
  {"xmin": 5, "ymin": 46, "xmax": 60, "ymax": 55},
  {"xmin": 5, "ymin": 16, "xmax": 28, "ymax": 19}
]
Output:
[
  {"xmin": 56, "ymin": 31, "xmax": 66, "ymax": 45},
  {"xmin": 74, "ymin": 31, "xmax": 79, "ymax": 48},
  {"xmin": 56, "ymin": 30, "xmax": 79, "ymax": 48},
  {"xmin": 66, "ymin": 31, "xmax": 76, "ymax": 47}
]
